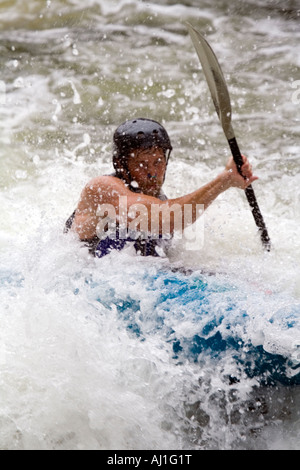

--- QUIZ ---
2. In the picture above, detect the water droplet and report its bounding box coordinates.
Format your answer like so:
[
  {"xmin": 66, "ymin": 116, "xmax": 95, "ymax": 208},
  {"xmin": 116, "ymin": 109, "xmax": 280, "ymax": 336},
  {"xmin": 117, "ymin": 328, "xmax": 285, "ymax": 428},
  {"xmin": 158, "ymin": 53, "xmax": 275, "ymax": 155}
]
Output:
[{"xmin": 15, "ymin": 170, "xmax": 27, "ymax": 180}]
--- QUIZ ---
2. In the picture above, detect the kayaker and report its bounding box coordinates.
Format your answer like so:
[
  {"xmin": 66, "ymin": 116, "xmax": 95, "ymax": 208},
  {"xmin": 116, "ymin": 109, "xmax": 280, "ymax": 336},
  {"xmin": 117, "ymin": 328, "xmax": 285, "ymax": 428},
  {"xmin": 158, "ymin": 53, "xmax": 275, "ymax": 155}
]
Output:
[{"xmin": 65, "ymin": 118, "xmax": 257, "ymax": 257}]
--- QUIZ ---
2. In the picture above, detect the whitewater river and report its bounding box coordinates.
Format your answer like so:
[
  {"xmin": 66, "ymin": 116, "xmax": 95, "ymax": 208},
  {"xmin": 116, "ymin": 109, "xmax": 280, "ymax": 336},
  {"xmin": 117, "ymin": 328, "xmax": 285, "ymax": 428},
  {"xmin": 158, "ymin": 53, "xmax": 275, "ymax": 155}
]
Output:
[{"xmin": 0, "ymin": 0, "xmax": 300, "ymax": 450}]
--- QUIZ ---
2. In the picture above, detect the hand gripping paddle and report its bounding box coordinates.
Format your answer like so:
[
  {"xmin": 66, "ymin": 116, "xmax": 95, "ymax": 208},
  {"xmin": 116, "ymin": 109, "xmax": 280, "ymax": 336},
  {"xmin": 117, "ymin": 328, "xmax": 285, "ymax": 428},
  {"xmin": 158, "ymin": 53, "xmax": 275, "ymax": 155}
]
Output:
[{"xmin": 186, "ymin": 23, "xmax": 271, "ymax": 251}]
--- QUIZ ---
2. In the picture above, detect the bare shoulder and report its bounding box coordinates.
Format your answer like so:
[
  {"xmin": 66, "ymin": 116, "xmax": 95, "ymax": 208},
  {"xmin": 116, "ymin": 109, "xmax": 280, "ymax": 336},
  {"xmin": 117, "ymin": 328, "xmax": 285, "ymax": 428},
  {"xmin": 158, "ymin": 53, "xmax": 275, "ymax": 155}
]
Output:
[
  {"xmin": 80, "ymin": 175, "xmax": 130, "ymax": 205},
  {"xmin": 83, "ymin": 175, "xmax": 125, "ymax": 192}
]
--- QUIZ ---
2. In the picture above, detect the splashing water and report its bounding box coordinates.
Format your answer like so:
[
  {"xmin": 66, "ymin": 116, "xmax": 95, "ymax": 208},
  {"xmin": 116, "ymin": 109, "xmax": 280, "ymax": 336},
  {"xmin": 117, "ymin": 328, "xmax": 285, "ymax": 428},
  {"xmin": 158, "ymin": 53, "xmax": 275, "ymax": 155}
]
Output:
[{"xmin": 0, "ymin": 0, "xmax": 300, "ymax": 450}]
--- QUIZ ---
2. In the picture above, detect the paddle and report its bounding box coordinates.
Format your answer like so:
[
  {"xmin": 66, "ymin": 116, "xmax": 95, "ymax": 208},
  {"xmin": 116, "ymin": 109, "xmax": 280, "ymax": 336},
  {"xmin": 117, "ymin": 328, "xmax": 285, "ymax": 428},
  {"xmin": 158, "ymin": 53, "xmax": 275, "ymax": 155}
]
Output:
[{"xmin": 186, "ymin": 23, "xmax": 271, "ymax": 251}]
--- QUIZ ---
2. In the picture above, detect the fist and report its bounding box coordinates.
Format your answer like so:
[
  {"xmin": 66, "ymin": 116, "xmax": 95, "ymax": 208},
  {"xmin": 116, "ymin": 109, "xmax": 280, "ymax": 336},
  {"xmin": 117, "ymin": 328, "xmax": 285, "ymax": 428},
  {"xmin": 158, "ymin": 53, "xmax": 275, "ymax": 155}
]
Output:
[{"xmin": 225, "ymin": 155, "xmax": 258, "ymax": 189}]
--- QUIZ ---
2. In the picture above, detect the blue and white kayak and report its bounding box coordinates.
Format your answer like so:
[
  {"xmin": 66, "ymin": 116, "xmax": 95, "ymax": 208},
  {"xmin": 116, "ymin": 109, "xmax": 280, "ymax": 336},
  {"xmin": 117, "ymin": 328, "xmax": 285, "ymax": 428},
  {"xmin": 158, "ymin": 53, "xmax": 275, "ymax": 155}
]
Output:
[
  {"xmin": 1, "ymin": 264, "xmax": 299, "ymax": 386},
  {"xmin": 85, "ymin": 266, "xmax": 300, "ymax": 386}
]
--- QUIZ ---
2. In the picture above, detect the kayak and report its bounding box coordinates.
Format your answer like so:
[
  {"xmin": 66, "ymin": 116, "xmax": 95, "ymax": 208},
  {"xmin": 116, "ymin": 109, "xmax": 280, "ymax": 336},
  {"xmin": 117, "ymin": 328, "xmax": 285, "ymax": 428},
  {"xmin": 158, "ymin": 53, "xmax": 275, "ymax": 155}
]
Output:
[
  {"xmin": 2, "ymin": 264, "xmax": 299, "ymax": 386},
  {"xmin": 85, "ymin": 265, "xmax": 300, "ymax": 387}
]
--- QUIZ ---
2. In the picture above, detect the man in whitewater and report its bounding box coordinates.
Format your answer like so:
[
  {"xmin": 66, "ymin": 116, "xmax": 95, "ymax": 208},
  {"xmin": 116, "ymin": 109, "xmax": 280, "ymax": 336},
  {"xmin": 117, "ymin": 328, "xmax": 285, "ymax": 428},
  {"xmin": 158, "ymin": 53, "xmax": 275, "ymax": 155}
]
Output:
[{"xmin": 65, "ymin": 118, "xmax": 257, "ymax": 257}]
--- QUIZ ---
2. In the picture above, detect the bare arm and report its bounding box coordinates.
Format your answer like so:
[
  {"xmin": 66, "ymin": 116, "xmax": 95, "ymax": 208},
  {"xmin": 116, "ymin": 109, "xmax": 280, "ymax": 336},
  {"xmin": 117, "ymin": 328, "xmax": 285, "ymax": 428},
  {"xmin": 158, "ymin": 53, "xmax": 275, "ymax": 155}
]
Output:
[{"xmin": 72, "ymin": 155, "xmax": 258, "ymax": 240}]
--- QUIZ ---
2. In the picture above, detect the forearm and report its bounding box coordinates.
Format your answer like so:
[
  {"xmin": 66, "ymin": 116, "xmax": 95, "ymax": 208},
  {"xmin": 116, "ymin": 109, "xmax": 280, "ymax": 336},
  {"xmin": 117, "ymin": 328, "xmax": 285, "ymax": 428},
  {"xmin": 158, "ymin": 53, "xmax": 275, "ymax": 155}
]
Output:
[
  {"xmin": 123, "ymin": 171, "xmax": 231, "ymax": 235},
  {"xmin": 169, "ymin": 170, "xmax": 230, "ymax": 215}
]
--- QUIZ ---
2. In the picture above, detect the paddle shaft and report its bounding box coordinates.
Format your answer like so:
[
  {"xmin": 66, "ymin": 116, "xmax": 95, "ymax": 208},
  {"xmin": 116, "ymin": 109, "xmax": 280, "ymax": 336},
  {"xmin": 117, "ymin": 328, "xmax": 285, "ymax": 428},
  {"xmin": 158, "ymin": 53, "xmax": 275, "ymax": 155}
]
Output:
[{"xmin": 228, "ymin": 136, "xmax": 271, "ymax": 251}]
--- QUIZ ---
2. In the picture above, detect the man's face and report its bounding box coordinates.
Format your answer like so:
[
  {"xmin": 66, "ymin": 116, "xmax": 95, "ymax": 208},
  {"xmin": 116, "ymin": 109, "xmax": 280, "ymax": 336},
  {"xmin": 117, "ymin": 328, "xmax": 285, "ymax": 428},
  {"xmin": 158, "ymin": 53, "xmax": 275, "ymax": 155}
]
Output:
[{"xmin": 127, "ymin": 147, "xmax": 167, "ymax": 197}]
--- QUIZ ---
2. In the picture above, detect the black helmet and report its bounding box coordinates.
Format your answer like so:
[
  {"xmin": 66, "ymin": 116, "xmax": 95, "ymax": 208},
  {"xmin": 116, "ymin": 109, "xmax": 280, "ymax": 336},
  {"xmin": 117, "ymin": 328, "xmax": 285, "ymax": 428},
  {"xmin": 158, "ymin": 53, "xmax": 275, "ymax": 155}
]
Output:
[{"xmin": 113, "ymin": 118, "xmax": 172, "ymax": 179}]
